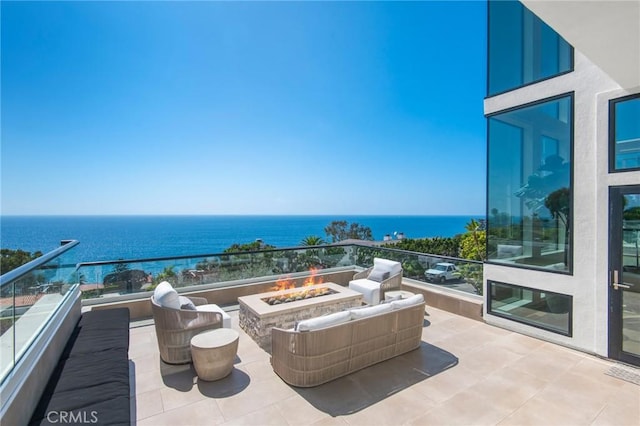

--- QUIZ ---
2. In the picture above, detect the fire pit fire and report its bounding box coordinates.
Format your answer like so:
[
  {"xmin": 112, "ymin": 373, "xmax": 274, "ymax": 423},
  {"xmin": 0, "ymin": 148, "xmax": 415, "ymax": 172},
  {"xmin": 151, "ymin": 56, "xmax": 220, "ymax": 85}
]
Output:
[
  {"xmin": 263, "ymin": 287, "xmax": 336, "ymax": 305},
  {"xmin": 263, "ymin": 268, "xmax": 335, "ymax": 305}
]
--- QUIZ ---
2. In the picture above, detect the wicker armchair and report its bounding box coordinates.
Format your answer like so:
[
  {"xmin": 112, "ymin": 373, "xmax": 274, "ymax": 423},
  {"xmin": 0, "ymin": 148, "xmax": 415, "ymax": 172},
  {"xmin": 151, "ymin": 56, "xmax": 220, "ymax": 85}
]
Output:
[
  {"xmin": 349, "ymin": 258, "xmax": 403, "ymax": 304},
  {"xmin": 151, "ymin": 295, "xmax": 223, "ymax": 364}
]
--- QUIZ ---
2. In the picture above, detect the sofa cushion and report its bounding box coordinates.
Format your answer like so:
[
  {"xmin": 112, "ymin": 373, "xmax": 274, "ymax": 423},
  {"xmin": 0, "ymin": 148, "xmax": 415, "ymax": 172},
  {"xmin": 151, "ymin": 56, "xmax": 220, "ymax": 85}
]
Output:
[
  {"xmin": 295, "ymin": 311, "xmax": 351, "ymax": 332},
  {"xmin": 349, "ymin": 303, "xmax": 393, "ymax": 320},
  {"xmin": 367, "ymin": 269, "xmax": 390, "ymax": 283},
  {"xmin": 61, "ymin": 308, "xmax": 130, "ymax": 359},
  {"xmin": 179, "ymin": 295, "xmax": 196, "ymax": 310},
  {"xmin": 154, "ymin": 281, "xmax": 180, "ymax": 309},
  {"xmin": 390, "ymin": 293, "xmax": 424, "ymax": 309},
  {"xmin": 348, "ymin": 278, "xmax": 382, "ymax": 305},
  {"xmin": 373, "ymin": 258, "xmax": 402, "ymax": 276}
]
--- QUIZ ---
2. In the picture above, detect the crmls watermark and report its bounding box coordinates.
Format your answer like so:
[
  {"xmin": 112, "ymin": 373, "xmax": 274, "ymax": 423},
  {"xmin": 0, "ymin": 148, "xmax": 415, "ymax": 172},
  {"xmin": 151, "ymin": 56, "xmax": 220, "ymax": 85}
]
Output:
[{"xmin": 46, "ymin": 410, "xmax": 98, "ymax": 424}]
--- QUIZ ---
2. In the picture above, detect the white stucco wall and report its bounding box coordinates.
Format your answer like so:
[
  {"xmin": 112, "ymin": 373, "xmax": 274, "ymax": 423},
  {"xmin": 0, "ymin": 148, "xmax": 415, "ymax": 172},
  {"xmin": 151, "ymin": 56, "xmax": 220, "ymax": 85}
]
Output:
[{"xmin": 483, "ymin": 50, "xmax": 640, "ymax": 356}]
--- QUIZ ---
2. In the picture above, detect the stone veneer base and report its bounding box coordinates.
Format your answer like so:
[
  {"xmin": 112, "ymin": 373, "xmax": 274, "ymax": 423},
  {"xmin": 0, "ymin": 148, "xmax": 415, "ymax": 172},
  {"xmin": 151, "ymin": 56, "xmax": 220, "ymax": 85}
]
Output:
[{"xmin": 238, "ymin": 283, "xmax": 363, "ymax": 353}]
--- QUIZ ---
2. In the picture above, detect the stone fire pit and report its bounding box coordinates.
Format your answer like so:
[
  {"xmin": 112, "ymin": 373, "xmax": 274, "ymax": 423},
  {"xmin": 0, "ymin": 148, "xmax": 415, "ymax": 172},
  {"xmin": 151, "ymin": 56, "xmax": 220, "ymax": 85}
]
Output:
[{"xmin": 238, "ymin": 283, "xmax": 363, "ymax": 352}]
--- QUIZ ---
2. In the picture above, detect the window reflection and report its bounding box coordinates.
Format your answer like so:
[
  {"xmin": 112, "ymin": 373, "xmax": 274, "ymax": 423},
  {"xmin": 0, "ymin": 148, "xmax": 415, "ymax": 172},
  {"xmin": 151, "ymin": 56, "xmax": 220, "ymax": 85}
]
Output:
[
  {"xmin": 487, "ymin": 95, "xmax": 573, "ymax": 272},
  {"xmin": 612, "ymin": 95, "xmax": 640, "ymax": 171},
  {"xmin": 488, "ymin": 0, "xmax": 572, "ymax": 96},
  {"xmin": 489, "ymin": 281, "xmax": 572, "ymax": 335}
]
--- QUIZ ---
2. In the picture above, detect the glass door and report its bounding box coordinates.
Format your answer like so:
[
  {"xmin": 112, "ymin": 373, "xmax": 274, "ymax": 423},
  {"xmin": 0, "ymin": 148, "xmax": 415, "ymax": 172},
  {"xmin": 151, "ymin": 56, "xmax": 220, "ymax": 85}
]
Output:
[{"xmin": 609, "ymin": 186, "xmax": 640, "ymax": 366}]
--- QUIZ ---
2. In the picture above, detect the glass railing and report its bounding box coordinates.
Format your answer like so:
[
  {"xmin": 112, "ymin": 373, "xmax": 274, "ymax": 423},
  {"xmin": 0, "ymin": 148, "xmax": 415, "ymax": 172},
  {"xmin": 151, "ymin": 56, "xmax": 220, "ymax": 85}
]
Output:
[
  {"xmin": 0, "ymin": 240, "xmax": 80, "ymax": 385},
  {"xmin": 76, "ymin": 244, "xmax": 483, "ymax": 302},
  {"xmin": 352, "ymin": 245, "xmax": 484, "ymax": 296},
  {"xmin": 76, "ymin": 244, "xmax": 357, "ymax": 299}
]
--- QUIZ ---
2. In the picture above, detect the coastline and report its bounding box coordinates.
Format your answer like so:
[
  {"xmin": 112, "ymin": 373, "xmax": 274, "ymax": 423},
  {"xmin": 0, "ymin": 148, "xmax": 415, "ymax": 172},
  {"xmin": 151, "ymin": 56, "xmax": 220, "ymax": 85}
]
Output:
[{"xmin": 0, "ymin": 215, "xmax": 482, "ymax": 263}]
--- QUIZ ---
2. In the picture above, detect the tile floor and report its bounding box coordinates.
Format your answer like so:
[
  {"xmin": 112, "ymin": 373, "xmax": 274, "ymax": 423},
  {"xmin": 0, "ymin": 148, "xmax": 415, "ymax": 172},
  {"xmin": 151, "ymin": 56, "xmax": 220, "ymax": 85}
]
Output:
[{"xmin": 130, "ymin": 307, "xmax": 639, "ymax": 426}]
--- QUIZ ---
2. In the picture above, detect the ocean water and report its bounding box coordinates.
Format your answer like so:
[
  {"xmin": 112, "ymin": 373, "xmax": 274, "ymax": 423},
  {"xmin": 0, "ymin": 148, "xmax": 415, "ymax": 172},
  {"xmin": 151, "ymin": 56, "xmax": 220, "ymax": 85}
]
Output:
[{"xmin": 0, "ymin": 215, "xmax": 480, "ymax": 263}]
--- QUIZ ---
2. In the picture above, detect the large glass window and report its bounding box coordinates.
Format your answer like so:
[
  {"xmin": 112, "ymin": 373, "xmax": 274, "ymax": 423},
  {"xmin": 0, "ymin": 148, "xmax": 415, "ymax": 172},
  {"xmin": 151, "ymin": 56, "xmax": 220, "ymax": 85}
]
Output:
[
  {"xmin": 610, "ymin": 94, "xmax": 640, "ymax": 172},
  {"xmin": 487, "ymin": 94, "xmax": 573, "ymax": 272},
  {"xmin": 488, "ymin": 0, "xmax": 573, "ymax": 96},
  {"xmin": 488, "ymin": 281, "xmax": 572, "ymax": 336}
]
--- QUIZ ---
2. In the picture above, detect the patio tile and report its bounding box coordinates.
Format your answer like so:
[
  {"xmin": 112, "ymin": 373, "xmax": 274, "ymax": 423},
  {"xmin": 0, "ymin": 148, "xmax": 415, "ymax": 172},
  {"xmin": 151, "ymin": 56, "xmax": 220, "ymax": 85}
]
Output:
[
  {"xmin": 273, "ymin": 394, "xmax": 330, "ymax": 426},
  {"xmin": 424, "ymin": 314, "xmax": 479, "ymax": 340},
  {"xmin": 429, "ymin": 324, "xmax": 501, "ymax": 356},
  {"xmin": 506, "ymin": 342, "xmax": 584, "ymax": 382},
  {"xmin": 160, "ymin": 384, "xmax": 208, "ymax": 412},
  {"xmin": 134, "ymin": 368, "xmax": 166, "ymax": 395},
  {"xmin": 540, "ymin": 371, "xmax": 622, "ymax": 412},
  {"xmin": 569, "ymin": 357, "xmax": 630, "ymax": 388},
  {"xmin": 133, "ymin": 389, "xmax": 164, "ymax": 421},
  {"xmin": 411, "ymin": 363, "xmax": 483, "ymax": 403},
  {"xmin": 342, "ymin": 386, "xmax": 435, "ymax": 426},
  {"xmin": 593, "ymin": 381, "xmax": 640, "ymax": 426},
  {"xmin": 131, "ymin": 352, "xmax": 161, "ymax": 376},
  {"xmin": 220, "ymin": 404, "xmax": 288, "ymax": 426},
  {"xmin": 483, "ymin": 330, "xmax": 546, "ymax": 356},
  {"xmin": 496, "ymin": 393, "xmax": 598, "ymax": 425},
  {"xmin": 309, "ymin": 416, "xmax": 349, "ymax": 425},
  {"xmin": 129, "ymin": 331, "xmax": 157, "ymax": 358},
  {"xmin": 242, "ymin": 359, "xmax": 281, "ymax": 383},
  {"xmin": 465, "ymin": 366, "xmax": 547, "ymax": 412},
  {"xmin": 455, "ymin": 344, "xmax": 524, "ymax": 377},
  {"xmin": 137, "ymin": 398, "xmax": 225, "ymax": 426},
  {"xmin": 408, "ymin": 388, "xmax": 512, "ymax": 426},
  {"xmin": 215, "ymin": 376, "xmax": 297, "ymax": 421}
]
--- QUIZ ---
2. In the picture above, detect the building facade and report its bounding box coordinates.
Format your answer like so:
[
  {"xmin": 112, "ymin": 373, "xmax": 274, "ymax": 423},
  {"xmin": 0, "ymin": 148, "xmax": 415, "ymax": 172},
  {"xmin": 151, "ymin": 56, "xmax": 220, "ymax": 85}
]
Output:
[{"xmin": 483, "ymin": 0, "xmax": 640, "ymax": 367}]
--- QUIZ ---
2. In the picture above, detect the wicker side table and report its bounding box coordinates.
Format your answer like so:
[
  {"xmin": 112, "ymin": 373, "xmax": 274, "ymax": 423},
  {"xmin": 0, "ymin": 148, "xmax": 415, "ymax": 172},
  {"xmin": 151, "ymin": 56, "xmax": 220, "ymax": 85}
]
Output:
[{"xmin": 190, "ymin": 328, "xmax": 239, "ymax": 381}]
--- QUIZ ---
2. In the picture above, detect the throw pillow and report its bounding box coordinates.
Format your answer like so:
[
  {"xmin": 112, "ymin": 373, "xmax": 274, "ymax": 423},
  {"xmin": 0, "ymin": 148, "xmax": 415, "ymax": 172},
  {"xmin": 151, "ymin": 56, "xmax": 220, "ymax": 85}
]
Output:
[
  {"xmin": 178, "ymin": 295, "xmax": 196, "ymax": 310},
  {"xmin": 153, "ymin": 281, "xmax": 180, "ymax": 309},
  {"xmin": 367, "ymin": 269, "xmax": 391, "ymax": 283}
]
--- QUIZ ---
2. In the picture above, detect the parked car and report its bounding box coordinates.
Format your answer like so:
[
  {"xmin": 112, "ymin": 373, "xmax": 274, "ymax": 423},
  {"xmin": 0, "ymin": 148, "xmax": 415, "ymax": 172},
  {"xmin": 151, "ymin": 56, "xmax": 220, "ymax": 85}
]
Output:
[{"xmin": 425, "ymin": 262, "xmax": 461, "ymax": 283}]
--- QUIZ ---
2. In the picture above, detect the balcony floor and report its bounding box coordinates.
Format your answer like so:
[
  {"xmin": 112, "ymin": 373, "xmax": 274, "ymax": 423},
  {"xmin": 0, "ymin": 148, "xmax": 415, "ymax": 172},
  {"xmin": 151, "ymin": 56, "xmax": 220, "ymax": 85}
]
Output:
[{"xmin": 130, "ymin": 307, "xmax": 639, "ymax": 426}]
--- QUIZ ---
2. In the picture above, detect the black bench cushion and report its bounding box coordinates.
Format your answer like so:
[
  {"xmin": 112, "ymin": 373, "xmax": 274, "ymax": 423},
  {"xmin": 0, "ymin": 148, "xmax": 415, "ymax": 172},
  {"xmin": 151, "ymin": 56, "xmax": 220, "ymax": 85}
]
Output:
[
  {"xmin": 61, "ymin": 309, "xmax": 130, "ymax": 358},
  {"xmin": 30, "ymin": 308, "xmax": 131, "ymax": 426}
]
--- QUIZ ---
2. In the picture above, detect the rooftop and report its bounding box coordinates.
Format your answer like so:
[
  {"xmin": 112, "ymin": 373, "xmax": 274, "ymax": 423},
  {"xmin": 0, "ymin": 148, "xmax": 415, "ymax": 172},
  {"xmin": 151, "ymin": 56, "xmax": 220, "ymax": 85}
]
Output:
[{"xmin": 131, "ymin": 306, "xmax": 639, "ymax": 426}]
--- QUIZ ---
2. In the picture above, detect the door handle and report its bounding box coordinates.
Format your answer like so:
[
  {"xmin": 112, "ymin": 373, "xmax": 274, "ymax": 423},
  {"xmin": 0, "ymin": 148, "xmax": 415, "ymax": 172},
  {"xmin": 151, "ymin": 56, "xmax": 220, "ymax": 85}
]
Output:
[{"xmin": 612, "ymin": 270, "xmax": 631, "ymax": 290}]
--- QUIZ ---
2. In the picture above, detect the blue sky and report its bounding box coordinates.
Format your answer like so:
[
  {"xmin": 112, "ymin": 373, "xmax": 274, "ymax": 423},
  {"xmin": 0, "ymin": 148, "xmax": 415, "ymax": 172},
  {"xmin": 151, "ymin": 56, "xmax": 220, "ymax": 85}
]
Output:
[{"xmin": 1, "ymin": 1, "xmax": 487, "ymax": 216}]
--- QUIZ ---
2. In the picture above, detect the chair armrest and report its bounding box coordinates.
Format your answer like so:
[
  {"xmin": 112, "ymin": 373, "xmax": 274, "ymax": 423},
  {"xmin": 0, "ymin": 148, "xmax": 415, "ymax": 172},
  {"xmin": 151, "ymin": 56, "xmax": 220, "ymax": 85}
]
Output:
[
  {"xmin": 187, "ymin": 296, "xmax": 208, "ymax": 306},
  {"xmin": 380, "ymin": 270, "xmax": 403, "ymax": 295},
  {"xmin": 353, "ymin": 267, "xmax": 373, "ymax": 280},
  {"xmin": 182, "ymin": 310, "xmax": 223, "ymax": 331}
]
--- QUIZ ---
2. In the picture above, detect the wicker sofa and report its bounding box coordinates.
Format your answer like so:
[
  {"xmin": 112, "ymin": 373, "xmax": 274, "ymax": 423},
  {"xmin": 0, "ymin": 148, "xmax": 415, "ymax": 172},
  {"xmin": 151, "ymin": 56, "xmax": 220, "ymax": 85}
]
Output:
[{"xmin": 270, "ymin": 294, "xmax": 425, "ymax": 387}]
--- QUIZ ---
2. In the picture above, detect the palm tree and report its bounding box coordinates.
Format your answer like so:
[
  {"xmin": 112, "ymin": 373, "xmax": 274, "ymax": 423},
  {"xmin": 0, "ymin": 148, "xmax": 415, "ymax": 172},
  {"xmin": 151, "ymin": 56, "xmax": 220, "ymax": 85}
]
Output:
[
  {"xmin": 464, "ymin": 219, "xmax": 486, "ymax": 261},
  {"xmin": 301, "ymin": 236, "xmax": 325, "ymax": 246}
]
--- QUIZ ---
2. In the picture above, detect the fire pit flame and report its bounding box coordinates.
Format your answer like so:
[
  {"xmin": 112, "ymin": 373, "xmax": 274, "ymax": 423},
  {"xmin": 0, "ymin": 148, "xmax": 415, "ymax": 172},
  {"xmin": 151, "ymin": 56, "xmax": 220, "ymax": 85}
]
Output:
[{"xmin": 265, "ymin": 269, "xmax": 331, "ymax": 305}]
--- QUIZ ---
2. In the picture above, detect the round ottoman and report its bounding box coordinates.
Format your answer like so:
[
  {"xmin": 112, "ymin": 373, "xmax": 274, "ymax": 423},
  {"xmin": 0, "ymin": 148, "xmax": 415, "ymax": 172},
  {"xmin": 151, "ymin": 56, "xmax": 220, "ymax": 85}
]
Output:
[{"xmin": 190, "ymin": 328, "xmax": 239, "ymax": 381}]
